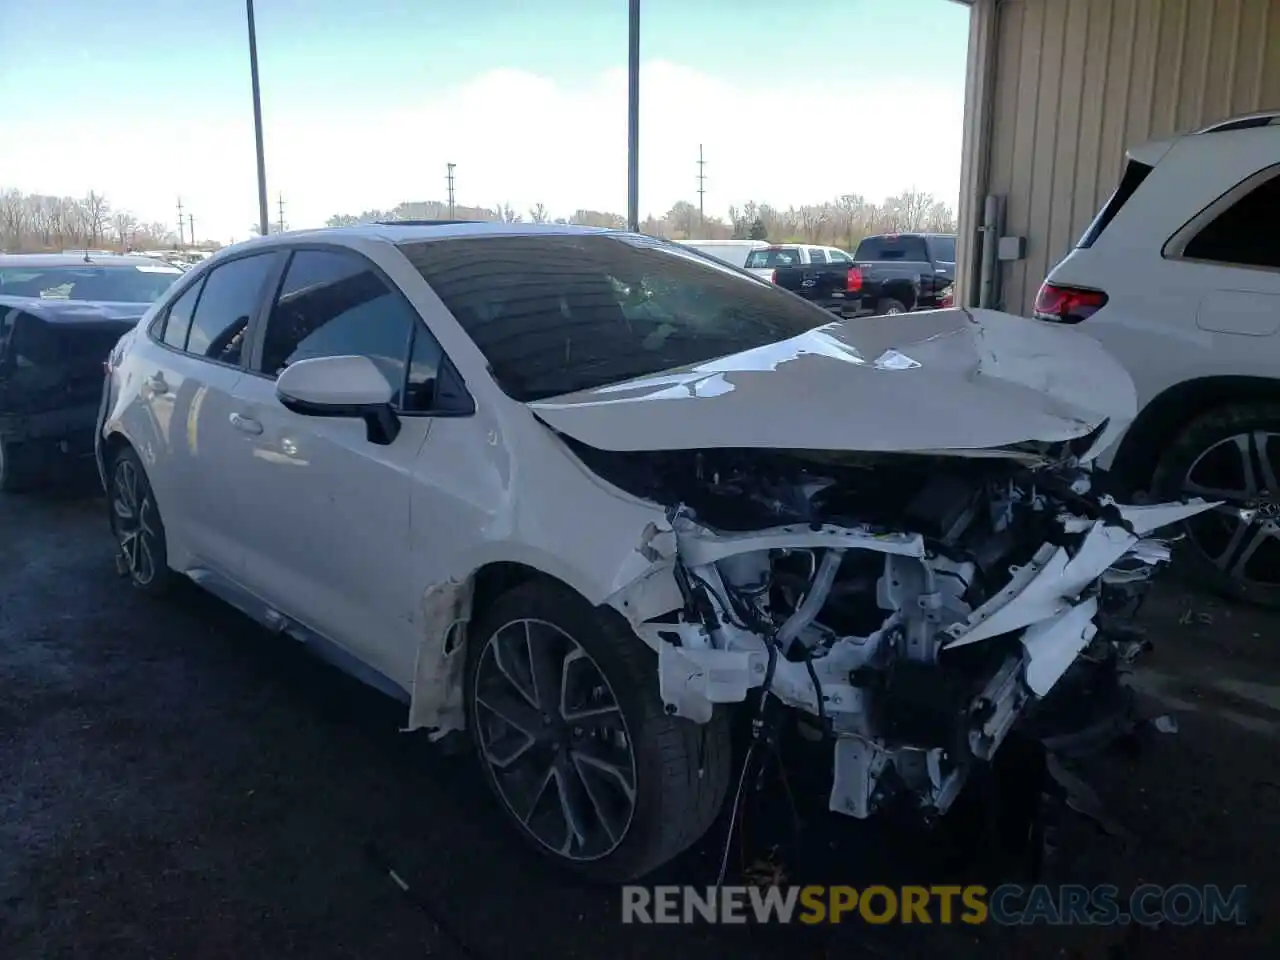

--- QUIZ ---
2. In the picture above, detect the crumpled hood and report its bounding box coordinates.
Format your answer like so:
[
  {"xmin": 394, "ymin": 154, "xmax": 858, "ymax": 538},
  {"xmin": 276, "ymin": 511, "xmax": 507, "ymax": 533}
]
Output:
[
  {"xmin": 529, "ymin": 308, "xmax": 1137, "ymax": 457},
  {"xmin": 0, "ymin": 295, "xmax": 149, "ymax": 324}
]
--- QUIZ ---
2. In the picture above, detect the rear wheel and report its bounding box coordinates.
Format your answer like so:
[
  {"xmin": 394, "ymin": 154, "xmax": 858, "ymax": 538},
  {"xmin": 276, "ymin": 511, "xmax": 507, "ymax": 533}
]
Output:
[
  {"xmin": 877, "ymin": 297, "xmax": 908, "ymax": 315},
  {"xmin": 108, "ymin": 446, "xmax": 175, "ymax": 596},
  {"xmin": 465, "ymin": 579, "xmax": 731, "ymax": 882},
  {"xmin": 1152, "ymin": 402, "xmax": 1280, "ymax": 608}
]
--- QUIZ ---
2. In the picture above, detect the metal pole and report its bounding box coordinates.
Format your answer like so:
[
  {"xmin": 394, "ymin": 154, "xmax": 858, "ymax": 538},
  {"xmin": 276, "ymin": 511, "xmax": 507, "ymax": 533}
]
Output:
[
  {"xmin": 246, "ymin": 0, "xmax": 270, "ymax": 237},
  {"xmin": 626, "ymin": 0, "xmax": 640, "ymax": 232}
]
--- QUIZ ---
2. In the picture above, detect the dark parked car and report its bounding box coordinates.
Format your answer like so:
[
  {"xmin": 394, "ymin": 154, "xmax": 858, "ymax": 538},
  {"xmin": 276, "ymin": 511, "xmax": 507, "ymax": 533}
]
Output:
[
  {"xmin": 0, "ymin": 254, "xmax": 182, "ymax": 491},
  {"xmin": 852, "ymin": 233, "xmax": 956, "ymax": 315}
]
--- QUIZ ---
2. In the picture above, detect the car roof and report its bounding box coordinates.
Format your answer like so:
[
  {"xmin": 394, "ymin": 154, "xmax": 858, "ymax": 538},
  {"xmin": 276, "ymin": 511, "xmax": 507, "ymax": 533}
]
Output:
[
  {"xmin": 221, "ymin": 220, "xmax": 619, "ymax": 257},
  {"xmin": 1127, "ymin": 110, "xmax": 1280, "ymax": 166},
  {"xmin": 0, "ymin": 253, "xmax": 174, "ymax": 268}
]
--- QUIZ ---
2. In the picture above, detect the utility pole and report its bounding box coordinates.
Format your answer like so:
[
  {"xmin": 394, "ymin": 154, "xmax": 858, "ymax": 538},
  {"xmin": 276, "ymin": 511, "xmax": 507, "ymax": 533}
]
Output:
[
  {"xmin": 188, "ymin": 213, "xmax": 195, "ymax": 247},
  {"xmin": 246, "ymin": 0, "xmax": 270, "ymax": 238},
  {"xmin": 696, "ymin": 144, "xmax": 706, "ymax": 236},
  {"xmin": 626, "ymin": 0, "xmax": 640, "ymax": 231},
  {"xmin": 446, "ymin": 163, "xmax": 456, "ymax": 218},
  {"xmin": 277, "ymin": 192, "xmax": 286, "ymax": 233},
  {"xmin": 176, "ymin": 197, "xmax": 185, "ymax": 247}
]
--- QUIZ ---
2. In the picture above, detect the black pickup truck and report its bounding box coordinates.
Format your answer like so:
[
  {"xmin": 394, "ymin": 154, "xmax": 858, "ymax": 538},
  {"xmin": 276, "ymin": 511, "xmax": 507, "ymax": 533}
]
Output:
[
  {"xmin": 851, "ymin": 233, "xmax": 956, "ymax": 315},
  {"xmin": 745, "ymin": 244, "xmax": 865, "ymax": 317}
]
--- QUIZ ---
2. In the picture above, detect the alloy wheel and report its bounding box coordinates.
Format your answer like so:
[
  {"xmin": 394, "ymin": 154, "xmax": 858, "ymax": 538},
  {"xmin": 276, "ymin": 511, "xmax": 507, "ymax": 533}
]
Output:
[
  {"xmin": 1181, "ymin": 430, "xmax": 1280, "ymax": 588},
  {"xmin": 112, "ymin": 458, "xmax": 158, "ymax": 586},
  {"xmin": 472, "ymin": 618, "xmax": 637, "ymax": 862}
]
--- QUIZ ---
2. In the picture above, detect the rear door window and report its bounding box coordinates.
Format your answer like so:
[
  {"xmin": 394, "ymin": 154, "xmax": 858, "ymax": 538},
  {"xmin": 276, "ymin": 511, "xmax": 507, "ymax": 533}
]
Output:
[
  {"xmin": 186, "ymin": 253, "xmax": 275, "ymax": 364},
  {"xmin": 854, "ymin": 236, "xmax": 930, "ymax": 261},
  {"xmin": 807, "ymin": 248, "xmax": 828, "ymax": 264},
  {"xmin": 1179, "ymin": 168, "xmax": 1280, "ymax": 270},
  {"xmin": 928, "ymin": 236, "xmax": 956, "ymax": 263}
]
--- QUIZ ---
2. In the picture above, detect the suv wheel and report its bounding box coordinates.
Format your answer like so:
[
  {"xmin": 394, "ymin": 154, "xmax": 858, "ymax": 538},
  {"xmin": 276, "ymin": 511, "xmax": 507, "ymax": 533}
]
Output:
[
  {"xmin": 464, "ymin": 579, "xmax": 731, "ymax": 882},
  {"xmin": 1152, "ymin": 403, "xmax": 1280, "ymax": 608},
  {"xmin": 877, "ymin": 297, "xmax": 908, "ymax": 315}
]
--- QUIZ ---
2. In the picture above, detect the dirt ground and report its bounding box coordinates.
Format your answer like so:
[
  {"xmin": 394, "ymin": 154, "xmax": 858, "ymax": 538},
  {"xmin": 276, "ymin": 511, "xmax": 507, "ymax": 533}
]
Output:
[{"xmin": 1, "ymin": 485, "xmax": 1277, "ymax": 959}]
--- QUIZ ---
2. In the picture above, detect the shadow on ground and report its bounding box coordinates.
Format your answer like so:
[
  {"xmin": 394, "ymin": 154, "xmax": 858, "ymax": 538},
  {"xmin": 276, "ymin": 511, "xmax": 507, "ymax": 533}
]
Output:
[{"xmin": 1, "ymin": 489, "xmax": 1276, "ymax": 958}]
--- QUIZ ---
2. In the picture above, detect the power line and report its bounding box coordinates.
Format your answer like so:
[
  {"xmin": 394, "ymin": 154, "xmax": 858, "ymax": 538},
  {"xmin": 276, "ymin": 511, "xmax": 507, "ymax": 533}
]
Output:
[
  {"xmin": 446, "ymin": 163, "xmax": 456, "ymax": 218},
  {"xmin": 176, "ymin": 196, "xmax": 185, "ymax": 247},
  {"xmin": 696, "ymin": 144, "xmax": 706, "ymax": 234}
]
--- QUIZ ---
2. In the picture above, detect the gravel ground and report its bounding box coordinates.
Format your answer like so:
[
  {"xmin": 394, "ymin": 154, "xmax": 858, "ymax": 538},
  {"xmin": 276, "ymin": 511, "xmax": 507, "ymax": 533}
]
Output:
[{"xmin": 1, "ymin": 485, "xmax": 1277, "ymax": 959}]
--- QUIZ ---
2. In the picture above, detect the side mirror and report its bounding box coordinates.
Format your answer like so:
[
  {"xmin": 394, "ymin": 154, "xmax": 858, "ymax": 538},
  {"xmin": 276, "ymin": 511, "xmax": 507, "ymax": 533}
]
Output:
[{"xmin": 276, "ymin": 355, "xmax": 401, "ymax": 445}]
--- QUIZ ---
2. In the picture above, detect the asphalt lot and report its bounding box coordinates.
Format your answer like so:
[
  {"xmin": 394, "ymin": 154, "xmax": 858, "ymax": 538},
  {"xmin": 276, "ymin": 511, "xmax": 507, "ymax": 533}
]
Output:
[{"xmin": 2, "ymin": 483, "xmax": 1278, "ymax": 959}]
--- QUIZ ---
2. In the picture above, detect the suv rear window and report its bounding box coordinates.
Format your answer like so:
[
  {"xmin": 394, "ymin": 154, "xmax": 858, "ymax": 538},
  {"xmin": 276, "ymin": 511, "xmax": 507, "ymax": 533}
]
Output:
[
  {"xmin": 743, "ymin": 248, "xmax": 802, "ymax": 268},
  {"xmin": 853, "ymin": 236, "xmax": 929, "ymax": 261},
  {"xmin": 1077, "ymin": 159, "xmax": 1153, "ymax": 248}
]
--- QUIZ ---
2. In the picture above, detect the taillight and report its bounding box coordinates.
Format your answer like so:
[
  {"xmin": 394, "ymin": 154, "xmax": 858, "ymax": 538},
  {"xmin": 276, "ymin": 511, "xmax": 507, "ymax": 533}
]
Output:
[
  {"xmin": 1033, "ymin": 282, "xmax": 1108, "ymax": 324},
  {"xmin": 938, "ymin": 284, "xmax": 955, "ymax": 307},
  {"xmin": 769, "ymin": 269, "xmax": 777, "ymax": 284},
  {"xmin": 846, "ymin": 267, "xmax": 863, "ymax": 292}
]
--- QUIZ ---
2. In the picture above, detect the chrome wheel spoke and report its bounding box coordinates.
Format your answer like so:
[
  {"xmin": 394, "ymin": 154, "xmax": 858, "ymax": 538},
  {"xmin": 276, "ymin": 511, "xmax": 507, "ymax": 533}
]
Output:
[{"xmin": 524, "ymin": 621, "xmax": 565, "ymax": 715}]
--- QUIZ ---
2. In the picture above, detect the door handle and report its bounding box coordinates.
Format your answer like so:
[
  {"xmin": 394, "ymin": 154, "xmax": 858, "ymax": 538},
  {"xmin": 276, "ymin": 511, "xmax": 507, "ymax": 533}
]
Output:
[
  {"xmin": 229, "ymin": 412, "xmax": 263, "ymax": 435},
  {"xmin": 144, "ymin": 373, "xmax": 168, "ymax": 395}
]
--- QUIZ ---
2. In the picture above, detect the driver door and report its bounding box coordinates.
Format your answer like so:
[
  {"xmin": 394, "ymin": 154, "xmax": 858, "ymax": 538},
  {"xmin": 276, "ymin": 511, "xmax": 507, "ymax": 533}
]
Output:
[{"xmin": 224, "ymin": 246, "xmax": 438, "ymax": 687}]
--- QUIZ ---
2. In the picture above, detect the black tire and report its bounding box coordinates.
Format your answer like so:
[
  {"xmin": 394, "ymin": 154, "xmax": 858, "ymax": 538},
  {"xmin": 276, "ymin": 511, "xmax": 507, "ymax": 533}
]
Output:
[
  {"xmin": 877, "ymin": 297, "xmax": 908, "ymax": 315},
  {"xmin": 1151, "ymin": 402, "xmax": 1280, "ymax": 608},
  {"xmin": 464, "ymin": 579, "xmax": 731, "ymax": 883},
  {"xmin": 0, "ymin": 440, "xmax": 39, "ymax": 494},
  {"xmin": 107, "ymin": 445, "xmax": 176, "ymax": 596}
]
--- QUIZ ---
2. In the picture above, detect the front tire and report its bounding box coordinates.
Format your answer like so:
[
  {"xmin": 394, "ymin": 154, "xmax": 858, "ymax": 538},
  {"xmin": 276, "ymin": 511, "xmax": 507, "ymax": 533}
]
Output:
[
  {"xmin": 108, "ymin": 446, "xmax": 175, "ymax": 596},
  {"xmin": 1152, "ymin": 402, "xmax": 1280, "ymax": 608},
  {"xmin": 464, "ymin": 579, "xmax": 731, "ymax": 882}
]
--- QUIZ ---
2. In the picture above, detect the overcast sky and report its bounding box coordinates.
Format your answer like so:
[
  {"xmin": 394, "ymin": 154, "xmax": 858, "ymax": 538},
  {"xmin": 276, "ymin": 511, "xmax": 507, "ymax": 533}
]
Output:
[{"xmin": 0, "ymin": 0, "xmax": 970, "ymax": 243}]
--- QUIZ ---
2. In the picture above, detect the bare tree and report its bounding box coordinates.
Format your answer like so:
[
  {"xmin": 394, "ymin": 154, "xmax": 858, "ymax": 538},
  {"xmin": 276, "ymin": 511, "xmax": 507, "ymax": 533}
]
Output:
[
  {"xmin": 528, "ymin": 202, "xmax": 549, "ymax": 224},
  {"xmin": 83, "ymin": 190, "xmax": 110, "ymax": 246},
  {"xmin": 112, "ymin": 211, "xmax": 139, "ymax": 250}
]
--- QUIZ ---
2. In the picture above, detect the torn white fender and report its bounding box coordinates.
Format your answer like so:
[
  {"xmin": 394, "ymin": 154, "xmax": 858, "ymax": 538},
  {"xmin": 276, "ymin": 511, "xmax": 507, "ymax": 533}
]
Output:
[
  {"xmin": 944, "ymin": 498, "xmax": 1215, "ymax": 649},
  {"xmin": 405, "ymin": 577, "xmax": 473, "ymax": 738}
]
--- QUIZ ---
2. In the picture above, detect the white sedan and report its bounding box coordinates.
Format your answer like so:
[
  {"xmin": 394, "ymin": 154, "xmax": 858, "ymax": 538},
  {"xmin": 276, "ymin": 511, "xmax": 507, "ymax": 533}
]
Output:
[{"xmin": 97, "ymin": 222, "xmax": 1211, "ymax": 881}]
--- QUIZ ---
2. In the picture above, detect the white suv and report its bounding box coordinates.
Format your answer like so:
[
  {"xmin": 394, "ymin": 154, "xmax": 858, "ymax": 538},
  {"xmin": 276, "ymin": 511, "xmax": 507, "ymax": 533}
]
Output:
[{"xmin": 1037, "ymin": 112, "xmax": 1280, "ymax": 607}]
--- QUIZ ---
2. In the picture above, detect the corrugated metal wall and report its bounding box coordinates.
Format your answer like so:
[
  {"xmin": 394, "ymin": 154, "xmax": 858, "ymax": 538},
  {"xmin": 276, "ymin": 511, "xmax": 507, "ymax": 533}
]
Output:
[{"xmin": 982, "ymin": 0, "xmax": 1280, "ymax": 315}]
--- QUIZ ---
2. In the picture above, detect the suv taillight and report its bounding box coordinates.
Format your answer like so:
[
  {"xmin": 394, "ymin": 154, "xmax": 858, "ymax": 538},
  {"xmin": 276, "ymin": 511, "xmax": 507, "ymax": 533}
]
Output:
[
  {"xmin": 769, "ymin": 269, "xmax": 777, "ymax": 284},
  {"xmin": 1033, "ymin": 282, "xmax": 1108, "ymax": 324},
  {"xmin": 846, "ymin": 267, "xmax": 863, "ymax": 292}
]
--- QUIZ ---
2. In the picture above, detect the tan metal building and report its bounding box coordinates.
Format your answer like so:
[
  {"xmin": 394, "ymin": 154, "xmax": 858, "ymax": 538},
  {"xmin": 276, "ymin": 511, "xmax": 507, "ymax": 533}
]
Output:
[{"xmin": 954, "ymin": 0, "xmax": 1280, "ymax": 313}]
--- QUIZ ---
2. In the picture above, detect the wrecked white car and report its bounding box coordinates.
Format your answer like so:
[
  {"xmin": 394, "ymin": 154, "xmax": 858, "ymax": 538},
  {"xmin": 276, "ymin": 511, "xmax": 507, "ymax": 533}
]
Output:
[{"xmin": 97, "ymin": 223, "xmax": 1214, "ymax": 883}]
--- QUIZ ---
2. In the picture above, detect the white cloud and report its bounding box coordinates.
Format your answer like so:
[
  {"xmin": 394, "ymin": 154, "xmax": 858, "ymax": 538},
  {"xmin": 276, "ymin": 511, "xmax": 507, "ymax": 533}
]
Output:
[{"xmin": 1, "ymin": 60, "xmax": 964, "ymax": 243}]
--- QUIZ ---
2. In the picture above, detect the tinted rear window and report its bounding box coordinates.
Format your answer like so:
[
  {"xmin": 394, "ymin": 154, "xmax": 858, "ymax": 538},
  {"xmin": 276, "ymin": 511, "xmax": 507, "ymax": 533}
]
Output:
[
  {"xmin": 0, "ymin": 264, "xmax": 181, "ymax": 303},
  {"xmin": 398, "ymin": 234, "xmax": 832, "ymax": 402},
  {"xmin": 743, "ymin": 248, "xmax": 803, "ymax": 269},
  {"xmin": 1077, "ymin": 159, "xmax": 1153, "ymax": 248},
  {"xmin": 853, "ymin": 236, "xmax": 930, "ymax": 261},
  {"xmin": 928, "ymin": 236, "xmax": 956, "ymax": 262}
]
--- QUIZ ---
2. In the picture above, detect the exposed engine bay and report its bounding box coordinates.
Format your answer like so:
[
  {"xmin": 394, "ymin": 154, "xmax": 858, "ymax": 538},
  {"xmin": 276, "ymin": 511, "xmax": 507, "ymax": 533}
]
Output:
[{"xmin": 576, "ymin": 439, "xmax": 1215, "ymax": 822}]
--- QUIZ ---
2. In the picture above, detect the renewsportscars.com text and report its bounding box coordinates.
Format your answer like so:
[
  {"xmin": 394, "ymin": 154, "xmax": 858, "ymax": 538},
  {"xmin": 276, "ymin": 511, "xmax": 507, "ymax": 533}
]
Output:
[{"xmin": 621, "ymin": 884, "xmax": 1249, "ymax": 926}]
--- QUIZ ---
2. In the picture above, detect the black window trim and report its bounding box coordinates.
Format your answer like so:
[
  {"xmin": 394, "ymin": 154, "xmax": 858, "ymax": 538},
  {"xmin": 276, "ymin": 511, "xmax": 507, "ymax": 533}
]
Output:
[
  {"xmin": 242, "ymin": 241, "xmax": 475, "ymax": 419},
  {"xmin": 145, "ymin": 248, "xmax": 283, "ymax": 373},
  {"xmin": 1163, "ymin": 162, "xmax": 1280, "ymax": 274}
]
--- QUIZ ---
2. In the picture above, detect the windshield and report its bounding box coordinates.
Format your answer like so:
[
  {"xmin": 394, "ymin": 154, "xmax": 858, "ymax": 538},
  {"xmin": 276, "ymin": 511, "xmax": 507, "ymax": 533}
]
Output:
[
  {"xmin": 743, "ymin": 247, "xmax": 802, "ymax": 269},
  {"xmin": 0, "ymin": 263, "xmax": 182, "ymax": 303},
  {"xmin": 398, "ymin": 234, "xmax": 835, "ymax": 402}
]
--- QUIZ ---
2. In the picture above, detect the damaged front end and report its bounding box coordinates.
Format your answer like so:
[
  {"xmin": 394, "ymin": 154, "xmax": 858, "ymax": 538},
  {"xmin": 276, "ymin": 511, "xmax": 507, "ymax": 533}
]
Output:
[{"xmin": 588, "ymin": 439, "xmax": 1215, "ymax": 823}]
